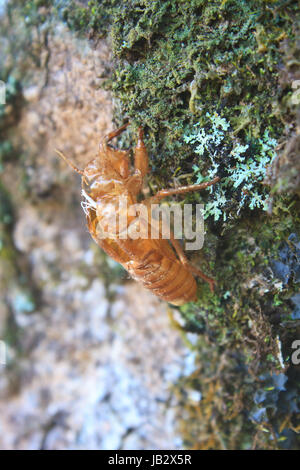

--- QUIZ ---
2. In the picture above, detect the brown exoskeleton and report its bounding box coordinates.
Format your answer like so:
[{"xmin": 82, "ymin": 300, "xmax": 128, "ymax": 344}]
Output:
[{"xmin": 56, "ymin": 123, "xmax": 219, "ymax": 306}]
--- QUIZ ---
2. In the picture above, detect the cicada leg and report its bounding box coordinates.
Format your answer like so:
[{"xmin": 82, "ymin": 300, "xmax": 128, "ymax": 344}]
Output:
[
  {"xmin": 169, "ymin": 233, "xmax": 215, "ymax": 293},
  {"xmin": 104, "ymin": 122, "xmax": 130, "ymax": 144},
  {"xmin": 141, "ymin": 177, "xmax": 220, "ymax": 293},
  {"xmin": 134, "ymin": 127, "xmax": 149, "ymax": 179},
  {"xmin": 146, "ymin": 177, "xmax": 220, "ymax": 204}
]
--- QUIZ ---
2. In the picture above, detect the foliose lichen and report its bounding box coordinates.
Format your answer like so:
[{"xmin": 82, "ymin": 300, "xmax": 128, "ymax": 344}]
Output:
[{"xmin": 184, "ymin": 112, "xmax": 278, "ymax": 220}]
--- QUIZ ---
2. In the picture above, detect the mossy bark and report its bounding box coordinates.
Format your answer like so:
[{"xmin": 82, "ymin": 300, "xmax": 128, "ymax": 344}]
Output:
[
  {"xmin": 82, "ymin": 0, "xmax": 300, "ymax": 449},
  {"xmin": 1, "ymin": 0, "xmax": 300, "ymax": 449}
]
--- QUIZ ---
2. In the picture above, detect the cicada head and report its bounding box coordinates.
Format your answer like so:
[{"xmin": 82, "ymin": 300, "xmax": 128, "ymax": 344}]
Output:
[{"xmin": 98, "ymin": 141, "xmax": 130, "ymax": 180}]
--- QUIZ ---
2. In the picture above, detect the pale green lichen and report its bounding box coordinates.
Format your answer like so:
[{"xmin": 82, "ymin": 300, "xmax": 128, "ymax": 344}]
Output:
[{"xmin": 184, "ymin": 112, "xmax": 277, "ymax": 221}]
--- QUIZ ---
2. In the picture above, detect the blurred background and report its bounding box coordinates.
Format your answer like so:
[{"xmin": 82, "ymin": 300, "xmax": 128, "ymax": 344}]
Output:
[
  {"xmin": 0, "ymin": 0, "xmax": 300, "ymax": 450},
  {"xmin": 0, "ymin": 0, "xmax": 199, "ymax": 450}
]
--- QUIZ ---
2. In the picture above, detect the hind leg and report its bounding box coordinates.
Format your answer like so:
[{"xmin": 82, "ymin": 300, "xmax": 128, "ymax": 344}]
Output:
[{"xmin": 169, "ymin": 233, "xmax": 215, "ymax": 293}]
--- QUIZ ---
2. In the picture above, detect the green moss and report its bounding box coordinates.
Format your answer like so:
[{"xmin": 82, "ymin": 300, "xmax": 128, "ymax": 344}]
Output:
[
  {"xmin": 60, "ymin": 0, "xmax": 120, "ymax": 36},
  {"xmin": 10, "ymin": 0, "xmax": 300, "ymax": 450},
  {"xmin": 176, "ymin": 197, "xmax": 300, "ymax": 448},
  {"xmin": 91, "ymin": 0, "xmax": 299, "ymax": 448},
  {"xmin": 108, "ymin": 1, "xmax": 297, "ymax": 176}
]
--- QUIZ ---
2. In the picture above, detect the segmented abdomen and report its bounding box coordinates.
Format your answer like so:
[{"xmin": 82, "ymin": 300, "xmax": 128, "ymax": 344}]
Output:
[
  {"xmin": 87, "ymin": 208, "xmax": 197, "ymax": 306},
  {"xmin": 127, "ymin": 255, "xmax": 197, "ymax": 306}
]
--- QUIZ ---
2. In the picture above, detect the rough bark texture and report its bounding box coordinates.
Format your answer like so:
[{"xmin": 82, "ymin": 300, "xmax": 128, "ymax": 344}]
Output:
[
  {"xmin": 0, "ymin": 0, "xmax": 299, "ymax": 449},
  {"xmin": 0, "ymin": 2, "xmax": 192, "ymax": 450}
]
